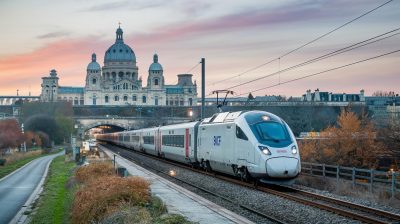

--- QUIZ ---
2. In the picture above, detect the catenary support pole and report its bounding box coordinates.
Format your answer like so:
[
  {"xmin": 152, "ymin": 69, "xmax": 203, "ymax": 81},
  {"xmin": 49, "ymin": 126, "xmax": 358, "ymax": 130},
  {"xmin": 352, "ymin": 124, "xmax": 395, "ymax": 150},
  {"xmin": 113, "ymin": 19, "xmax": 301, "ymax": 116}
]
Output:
[{"xmin": 201, "ymin": 58, "xmax": 205, "ymax": 120}]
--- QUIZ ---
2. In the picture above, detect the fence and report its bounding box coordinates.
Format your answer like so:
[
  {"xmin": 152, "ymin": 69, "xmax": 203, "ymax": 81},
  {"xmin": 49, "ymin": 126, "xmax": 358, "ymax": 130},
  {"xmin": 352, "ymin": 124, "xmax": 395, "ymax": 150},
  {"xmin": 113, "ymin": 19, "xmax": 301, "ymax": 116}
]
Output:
[{"xmin": 301, "ymin": 162, "xmax": 400, "ymax": 198}]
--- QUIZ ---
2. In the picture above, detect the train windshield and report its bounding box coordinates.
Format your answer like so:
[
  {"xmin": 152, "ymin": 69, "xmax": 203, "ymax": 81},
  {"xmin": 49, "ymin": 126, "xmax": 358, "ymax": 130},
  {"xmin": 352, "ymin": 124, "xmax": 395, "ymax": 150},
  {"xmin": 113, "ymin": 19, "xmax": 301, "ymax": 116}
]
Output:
[
  {"xmin": 249, "ymin": 121, "xmax": 292, "ymax": 147},
  {"xmin": 254, "ymin": 122, "xmax": 289, "ymax": 142}
]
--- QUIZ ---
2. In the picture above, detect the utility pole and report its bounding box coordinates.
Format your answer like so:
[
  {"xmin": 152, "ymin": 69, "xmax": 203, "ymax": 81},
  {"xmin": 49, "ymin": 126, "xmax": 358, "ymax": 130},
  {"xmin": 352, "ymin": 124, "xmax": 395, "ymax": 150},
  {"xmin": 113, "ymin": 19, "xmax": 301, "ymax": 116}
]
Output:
[{"xmin": 201, "ymin": 58, "xmax": 205, "ymax": 120}]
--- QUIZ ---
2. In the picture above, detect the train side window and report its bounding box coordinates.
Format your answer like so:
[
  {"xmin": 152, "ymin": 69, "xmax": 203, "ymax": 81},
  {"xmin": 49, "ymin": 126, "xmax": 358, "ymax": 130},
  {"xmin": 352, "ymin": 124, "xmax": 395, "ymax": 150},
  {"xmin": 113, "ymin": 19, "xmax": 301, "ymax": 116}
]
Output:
[{"xmin": 236, "ymin": 126, "xmax": 248, "ymax": 141}]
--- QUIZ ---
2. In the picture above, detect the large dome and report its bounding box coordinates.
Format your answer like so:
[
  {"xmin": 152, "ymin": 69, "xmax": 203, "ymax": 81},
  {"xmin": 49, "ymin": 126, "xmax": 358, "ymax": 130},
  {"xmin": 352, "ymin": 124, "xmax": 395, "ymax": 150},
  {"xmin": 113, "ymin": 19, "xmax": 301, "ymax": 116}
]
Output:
[
  {"xmin": 149, "ymin": 54, "xmax": 163, "ymax": 71},
  {"xmin": 104, "ymin": 26, "xmax": 136, "ymax": 63}
]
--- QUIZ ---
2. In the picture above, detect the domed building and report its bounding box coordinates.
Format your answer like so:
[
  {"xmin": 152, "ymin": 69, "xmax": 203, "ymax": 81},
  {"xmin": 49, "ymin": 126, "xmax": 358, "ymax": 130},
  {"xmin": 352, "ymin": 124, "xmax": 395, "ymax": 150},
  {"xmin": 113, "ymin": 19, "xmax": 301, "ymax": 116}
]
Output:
[{"xmin": 40, "ymin": 26, "xmax": 197, "ymax": 106}]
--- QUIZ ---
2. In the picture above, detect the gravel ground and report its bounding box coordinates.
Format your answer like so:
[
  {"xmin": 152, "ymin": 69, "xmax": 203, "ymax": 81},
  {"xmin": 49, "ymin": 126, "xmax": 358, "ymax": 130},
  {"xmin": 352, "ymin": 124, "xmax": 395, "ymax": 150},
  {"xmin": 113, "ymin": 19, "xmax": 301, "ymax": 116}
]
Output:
[
  {"xmin": 293, "ymin": 181, "xmax": 400, "ymax": 215},
  {"xmin": 109, "ymin": 145, "xmax": 361, "ymax": 224}
]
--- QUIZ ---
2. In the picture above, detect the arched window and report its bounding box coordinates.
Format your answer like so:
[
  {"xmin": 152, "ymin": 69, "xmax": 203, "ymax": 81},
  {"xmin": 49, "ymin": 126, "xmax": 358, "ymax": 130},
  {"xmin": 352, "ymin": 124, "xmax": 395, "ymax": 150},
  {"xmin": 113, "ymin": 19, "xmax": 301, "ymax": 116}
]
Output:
[
  {"xmin": 132, "ymin": 95, "xmax": 137, "ymax": 101},
  {"xmin": 105, "ymin": 95, "xmax": 109, "ymax": 103},
  {"xmin": 112, "ymin": 72, "xmax": 116, "ymax": 80},
  {"xmin": 180, "ymin": 98, "xmax": 184, "ymax": 106},
  {"xmin": 154, "ymin": 78, "xmax": 159, "ymax": 86},
  {"xmin": 74, "ymin": 97, "xmax": 78, "ymax": 105},
  {"xmin": 115, "ymin": 95, "xmax": 119, "ymax": 101},
  {"xmin": 118, "ymin": 71, "xmax": 124, "ymax": 79},
  {"xmin": 123, "ymin": 95, "xmax": 128, "ymax": 101},
  {"xmin": 92, "ymin": 78, "xmax": 97, "ymax": 85},
  {"xmin": 80, "ymin": 97, "xmax": 84, "ymax": 105},
  {"xmin": 142, "ymin": 95, "xmax": 147, "ymax": 103}
]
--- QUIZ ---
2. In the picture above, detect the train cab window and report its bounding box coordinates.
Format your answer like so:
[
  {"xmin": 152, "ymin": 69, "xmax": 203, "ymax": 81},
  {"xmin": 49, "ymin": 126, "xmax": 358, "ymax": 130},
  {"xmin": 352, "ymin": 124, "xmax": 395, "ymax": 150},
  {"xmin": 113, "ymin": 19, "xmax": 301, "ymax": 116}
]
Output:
[{"xmin": 236, "ymin": 126, "xmax": 248, "ymax": 141}]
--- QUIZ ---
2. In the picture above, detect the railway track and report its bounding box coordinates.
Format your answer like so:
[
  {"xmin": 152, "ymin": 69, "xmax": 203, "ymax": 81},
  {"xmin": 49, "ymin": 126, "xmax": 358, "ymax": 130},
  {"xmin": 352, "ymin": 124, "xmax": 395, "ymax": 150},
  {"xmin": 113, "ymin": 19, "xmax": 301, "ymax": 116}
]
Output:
[
  {"xmin": 102, "ymin": 144, "xmax": 286, "ymax": 224},
  {"xmin": 103, "ymin": 143, "xmax": 400, "ymax": 224}
]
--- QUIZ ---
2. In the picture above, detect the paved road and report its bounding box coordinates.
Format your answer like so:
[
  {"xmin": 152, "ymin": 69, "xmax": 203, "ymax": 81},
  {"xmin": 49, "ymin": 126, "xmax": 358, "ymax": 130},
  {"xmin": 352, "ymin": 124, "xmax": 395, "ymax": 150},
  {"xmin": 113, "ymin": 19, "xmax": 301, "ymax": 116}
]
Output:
[{"xmin": 0, "ymin": 152, "xmax": 61, "ymax": 223}]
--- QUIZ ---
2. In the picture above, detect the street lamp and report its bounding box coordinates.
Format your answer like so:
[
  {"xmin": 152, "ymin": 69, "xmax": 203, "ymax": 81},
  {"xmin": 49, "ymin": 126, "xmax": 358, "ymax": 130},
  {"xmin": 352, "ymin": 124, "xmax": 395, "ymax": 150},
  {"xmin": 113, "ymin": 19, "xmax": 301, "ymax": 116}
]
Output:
[{"xmin": 21, "ymin": 123, "xmax": 26, "ymax": 152}]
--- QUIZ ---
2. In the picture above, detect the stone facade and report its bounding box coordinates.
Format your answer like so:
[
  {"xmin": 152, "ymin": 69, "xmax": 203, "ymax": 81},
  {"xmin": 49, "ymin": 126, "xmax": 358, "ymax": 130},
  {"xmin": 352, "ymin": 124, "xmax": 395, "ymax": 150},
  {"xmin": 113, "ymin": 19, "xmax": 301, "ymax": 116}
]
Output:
[{"xmin": 40, "ymin": 26, "xmax": 197, "ymax": 106}]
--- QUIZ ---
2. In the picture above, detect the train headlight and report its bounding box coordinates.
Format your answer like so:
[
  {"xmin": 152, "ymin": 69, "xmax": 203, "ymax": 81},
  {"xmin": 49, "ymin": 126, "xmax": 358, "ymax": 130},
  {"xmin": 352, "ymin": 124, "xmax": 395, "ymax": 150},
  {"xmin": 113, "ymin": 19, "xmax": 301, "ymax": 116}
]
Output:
[
  {"xmin": 291, "ymin": 145, "xmax": 298, "ymax": 154},
  {"xmin": 258, "ymin": 146, "xmax": 271, "ymax": 155}
]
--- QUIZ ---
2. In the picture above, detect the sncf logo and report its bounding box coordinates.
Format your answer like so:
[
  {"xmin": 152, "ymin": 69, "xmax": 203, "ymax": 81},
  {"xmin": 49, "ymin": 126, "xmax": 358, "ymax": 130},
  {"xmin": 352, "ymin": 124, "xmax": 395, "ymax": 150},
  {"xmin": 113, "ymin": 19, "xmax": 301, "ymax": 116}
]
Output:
[{"xmin": 213, "ymin": 136, "xmax": 221, "ymax": 146}]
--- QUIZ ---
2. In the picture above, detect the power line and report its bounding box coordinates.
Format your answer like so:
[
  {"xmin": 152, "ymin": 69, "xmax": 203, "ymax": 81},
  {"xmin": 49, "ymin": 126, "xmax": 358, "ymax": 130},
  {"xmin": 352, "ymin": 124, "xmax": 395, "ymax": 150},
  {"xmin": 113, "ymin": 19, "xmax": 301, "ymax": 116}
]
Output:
[
  {"xmin": 237, "ymin": 49, "xmax": 400, "ymax": 96},
  {"xmin": 209, "ymin": 0, "xmax": 394, "ymax": 86},
  {"xmin": 185, "ymin": 62, "xmax": 200, "ymax": 74},
  {"xmin": 225, "ymin": 28, "xmax": 400, "ymax": 90}
]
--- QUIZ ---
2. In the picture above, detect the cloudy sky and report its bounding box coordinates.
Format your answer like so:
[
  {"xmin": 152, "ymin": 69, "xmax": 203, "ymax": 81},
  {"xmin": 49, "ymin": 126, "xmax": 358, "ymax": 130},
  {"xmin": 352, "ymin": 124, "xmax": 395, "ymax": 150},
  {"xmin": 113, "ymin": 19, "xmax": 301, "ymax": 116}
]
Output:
[{"xmin": 0, "ymin": 0, "xmax": 398, "ymax": 97}]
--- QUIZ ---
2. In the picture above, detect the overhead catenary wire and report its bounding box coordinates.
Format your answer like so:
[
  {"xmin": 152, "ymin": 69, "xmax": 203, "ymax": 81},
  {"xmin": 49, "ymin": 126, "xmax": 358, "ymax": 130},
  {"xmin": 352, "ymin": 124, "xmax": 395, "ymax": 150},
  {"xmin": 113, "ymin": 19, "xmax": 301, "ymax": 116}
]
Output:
[
  {"xmin": 224, "ymin": 28, "xmax": 400, "ymax": 91},
  {"xmin": 209, "ymin": 0, "xmax": 394, "ymax": 86},
  {"xmin": 237, "ymin": 49, "xmax": 400, "ymax": 96},
  {"xmin": 185, "ymin": 62, "xmax": 201, "ymax": 74}
]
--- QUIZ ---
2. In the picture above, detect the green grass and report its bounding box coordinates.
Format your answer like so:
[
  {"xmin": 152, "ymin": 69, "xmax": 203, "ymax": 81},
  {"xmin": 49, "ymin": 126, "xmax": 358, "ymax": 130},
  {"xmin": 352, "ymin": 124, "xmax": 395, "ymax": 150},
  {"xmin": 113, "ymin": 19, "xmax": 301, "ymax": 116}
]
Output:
[
  {"xmin": 0, "ymin": 154, "xmax": 44, "ymax": 179},
  {"xmin": 0, "ymin": 148, "xmax": 65, "ymax": 179},
  {"xmin": 30, "ymin": 155, "xmax": 76, "ymax": 224}
]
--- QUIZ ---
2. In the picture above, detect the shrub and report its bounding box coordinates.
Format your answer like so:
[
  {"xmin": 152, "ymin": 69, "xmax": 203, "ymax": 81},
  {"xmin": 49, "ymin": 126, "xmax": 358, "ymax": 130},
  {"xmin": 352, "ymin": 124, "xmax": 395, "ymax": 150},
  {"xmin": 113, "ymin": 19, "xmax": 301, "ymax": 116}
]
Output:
[
  {"xmin": 75, "ymin": 162, "xmax": 115, "ymax": 184},
  {"xmin": 0, "ymin": 158, "xmax": 6, "ymax": 166},
  {"xmin": 72, "ymin": 176, "xmax": 150, "ymax": 224}
]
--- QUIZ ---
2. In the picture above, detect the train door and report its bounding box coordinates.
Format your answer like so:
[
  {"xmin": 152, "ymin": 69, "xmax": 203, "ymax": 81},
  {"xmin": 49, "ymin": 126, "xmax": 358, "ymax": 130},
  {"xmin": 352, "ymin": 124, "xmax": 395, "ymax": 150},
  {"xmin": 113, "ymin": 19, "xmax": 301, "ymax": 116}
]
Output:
[
  {"xmin": 155, "ymin": 129, "xmax": 161, "ymax": 155},
  {"xmin": 185, "ymin": 128, "xmax": 189, "ymax": 160},
  {"xmin": 199, "ymin": 126, "xmax": 211, "ymax": 161},
  {"xmin": 235, "ymin": 125, "xmax": 254, "ymax": 164}
]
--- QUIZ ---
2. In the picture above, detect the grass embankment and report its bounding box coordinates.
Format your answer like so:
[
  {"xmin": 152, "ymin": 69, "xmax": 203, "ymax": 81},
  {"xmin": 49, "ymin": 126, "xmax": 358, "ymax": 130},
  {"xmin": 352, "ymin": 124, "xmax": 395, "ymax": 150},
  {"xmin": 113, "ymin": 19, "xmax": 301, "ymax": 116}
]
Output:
[
  {"xmin": 0, "ymin": 148, "xmax": 65, "ymax": 179},
  {"xmin": 0, "ymin": 150, "xmax": 43, "ymax": 179},
  {"xmin": 30, "ymin": 155, "xmax": 76, "ymax": 224},
  {"xmin": 73, "ymin": 162, "xmax": 193, "ymax": 224}
]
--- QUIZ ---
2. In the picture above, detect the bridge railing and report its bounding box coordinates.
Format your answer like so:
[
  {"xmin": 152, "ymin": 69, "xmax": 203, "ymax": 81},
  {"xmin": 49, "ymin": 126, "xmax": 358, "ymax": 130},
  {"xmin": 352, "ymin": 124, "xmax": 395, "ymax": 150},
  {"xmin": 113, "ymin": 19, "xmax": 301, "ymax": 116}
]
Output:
[{"xmin": 301, "ymin": 162, "xmax": 400, "ymax": 198}]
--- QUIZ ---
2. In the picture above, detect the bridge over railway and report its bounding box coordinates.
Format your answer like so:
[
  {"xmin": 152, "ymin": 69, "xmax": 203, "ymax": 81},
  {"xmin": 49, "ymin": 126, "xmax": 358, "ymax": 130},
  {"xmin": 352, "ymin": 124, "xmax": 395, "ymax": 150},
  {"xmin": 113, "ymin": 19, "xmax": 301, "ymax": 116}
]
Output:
[{"xmin": 75, "ymin": 115, "xmax": 192, "ymax": 134}]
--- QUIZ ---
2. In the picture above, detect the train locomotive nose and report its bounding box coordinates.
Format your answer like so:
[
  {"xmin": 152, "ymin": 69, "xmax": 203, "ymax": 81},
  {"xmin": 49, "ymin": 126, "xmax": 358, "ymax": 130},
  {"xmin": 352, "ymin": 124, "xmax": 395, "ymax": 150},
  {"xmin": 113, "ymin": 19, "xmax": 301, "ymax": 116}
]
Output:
[{"xmin": 266, "ymin": 157, "xmax": 299, "ymax": 178}]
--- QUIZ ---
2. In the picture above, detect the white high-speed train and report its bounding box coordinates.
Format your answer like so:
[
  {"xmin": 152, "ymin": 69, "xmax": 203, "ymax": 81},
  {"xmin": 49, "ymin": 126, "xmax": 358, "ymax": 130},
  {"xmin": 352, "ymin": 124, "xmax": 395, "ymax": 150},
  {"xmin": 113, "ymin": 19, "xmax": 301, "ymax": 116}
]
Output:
[{"xmin": 97, "ymin": 111, "xmax": 301, "ymax": 183}]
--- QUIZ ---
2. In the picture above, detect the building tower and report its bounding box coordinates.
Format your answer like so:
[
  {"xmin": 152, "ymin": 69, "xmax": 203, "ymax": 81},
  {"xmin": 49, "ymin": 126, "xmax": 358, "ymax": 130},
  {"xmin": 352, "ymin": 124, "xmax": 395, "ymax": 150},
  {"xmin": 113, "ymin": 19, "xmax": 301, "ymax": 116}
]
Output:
[
  {"xmin": 40, "ymin": 69, "xmax": 59, "ymax": 102},
  {"xmin": 147, "ymin": 54, "xmax": 164, "ymax": 89},
  {"xmin": 85, "ymin": 53, "xmax": 102, "ymax": 105}
]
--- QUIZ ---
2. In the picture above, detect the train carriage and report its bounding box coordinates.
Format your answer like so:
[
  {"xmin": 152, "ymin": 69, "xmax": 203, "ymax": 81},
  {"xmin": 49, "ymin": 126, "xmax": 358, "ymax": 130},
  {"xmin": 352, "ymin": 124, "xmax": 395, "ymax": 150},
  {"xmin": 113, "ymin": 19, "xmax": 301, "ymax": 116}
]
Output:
[
  {"xmin": 141, "ymin": 127, "xmax": 159, "ymax": 156},
  {"xmin": 159, "ymin": 122, "xmax": 199, "ymax": 164}
]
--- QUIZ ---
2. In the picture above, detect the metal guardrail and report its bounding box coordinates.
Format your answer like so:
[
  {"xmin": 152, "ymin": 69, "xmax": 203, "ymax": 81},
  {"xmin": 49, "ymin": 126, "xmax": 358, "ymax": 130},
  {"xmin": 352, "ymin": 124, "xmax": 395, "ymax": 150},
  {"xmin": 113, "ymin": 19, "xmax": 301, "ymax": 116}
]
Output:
[{"xmin": 301, "ymin": 162, "xmax": 399, "ymax": 198}]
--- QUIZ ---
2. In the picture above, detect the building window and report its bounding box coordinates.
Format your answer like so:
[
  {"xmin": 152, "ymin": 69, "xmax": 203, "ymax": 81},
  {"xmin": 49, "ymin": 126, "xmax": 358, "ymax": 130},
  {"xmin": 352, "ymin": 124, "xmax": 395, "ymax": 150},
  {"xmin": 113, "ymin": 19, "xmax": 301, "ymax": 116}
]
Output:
[
  {"xmin": 80, "ymin": 97, "xmax": 84, "ymax": 105},
  {"xmin": 132, "ymin": 95, "xmax": 137, "ymax": 101},
  {"xmin": 105, "ymin": 95, "xmax": 109, "ymax": 103},
  {"xmin": 169, "ymin": 99, "xmax": 173, "ymax": 106},
  {"xmin": 123, "ymin": 95, "xmax": 128, "ymax": 101},
  {"xmin": 180, "ymin": 98, "xmax": 184, "ymax": 106},
  {"xmin": 155, "ymin": 96, "xmax": 159, "ymax": 105},
  {"xmin": 92, "ymin": 78, "xmax": 96, "ymax": 85},
  {"xmin": 118, "ymin": 71, "xmax": 124, "ymax": 79},
  {"xmin": 166, "ymin": 99, "xmax": 168, "ymax": 105},
  {"xmin": 142, "ymin": 95, "xmax": 147, "ymax": 103},
  {"xmin": 154, "ymin": 78, "xmax": 159, "ymax": 86},
  {"xmin": 74, "ymin": 97, "xmax": 78, "ymax": 105},
  {"xmin": 112, "ymin": 72, "xmax": 116, "ymax": 80},
  {"xmin": 189, "ymin": 98, "xmax": 193, "ymax": 106},
  {"xmin": 115, "ymin": 95, "xmax": 119, "ymax": 101},
  {"xmin": 174, "ymin": 97, "xmax": 178, "ymax": 106}
]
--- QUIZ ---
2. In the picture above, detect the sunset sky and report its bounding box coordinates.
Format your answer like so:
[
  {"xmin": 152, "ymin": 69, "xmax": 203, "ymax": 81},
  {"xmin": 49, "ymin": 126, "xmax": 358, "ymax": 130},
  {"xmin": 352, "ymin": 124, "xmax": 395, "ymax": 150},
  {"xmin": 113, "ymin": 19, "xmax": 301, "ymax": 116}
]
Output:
[{"xmin": 0, "ymin": 0, "xmax": 398, "ymax": 97}]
